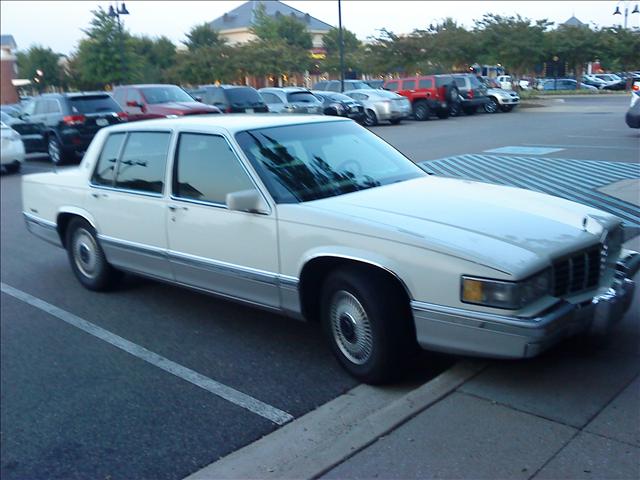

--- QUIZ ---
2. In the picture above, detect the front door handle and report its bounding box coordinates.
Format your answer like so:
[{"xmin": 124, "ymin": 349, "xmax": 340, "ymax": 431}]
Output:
[
  {"xmin": 168, "ymin": 204, "xmax": 188, "ymax": 211},
  {"xmin": 91, "ymin": 192, "xmax": 108, "ymax": 198}
]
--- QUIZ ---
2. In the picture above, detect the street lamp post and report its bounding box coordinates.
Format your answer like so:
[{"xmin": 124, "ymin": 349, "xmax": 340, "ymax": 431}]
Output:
[
  {"xmin": 613, "ymin": 1, "xmax": 640, "ymax": 29},
  {"xmin": 552, "ymin": 56, "xmax": 559, "ymax": 91},
  {"xmin": 338, "ymin": 0, "xmax": 345, "ymax": 93},
  {"xmin": 108, "ymin": 2, "xmax": 130, "ymax": 85}
]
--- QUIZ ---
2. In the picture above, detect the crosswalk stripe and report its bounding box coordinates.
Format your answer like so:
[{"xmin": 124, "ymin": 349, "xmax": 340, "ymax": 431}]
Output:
[{"xmin": 421, "ymin": 155, "xmax": 640, "ymax": 228}]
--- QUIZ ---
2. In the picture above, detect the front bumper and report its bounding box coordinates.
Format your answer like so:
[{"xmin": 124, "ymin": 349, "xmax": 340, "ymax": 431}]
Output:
[
  {"xmin": 412, "ymin": 251, "xmax": 639, "ymax": 359},
  {"xmin": 497, "ymin": 96, "xmax": 520, "ymax": 105}
]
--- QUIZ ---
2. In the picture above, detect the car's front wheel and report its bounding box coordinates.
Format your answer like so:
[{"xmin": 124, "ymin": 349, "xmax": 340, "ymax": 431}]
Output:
[
  {"xmin": 363, "ymin": 109, "xmax": 378, "ymax": 126},
  {"xmin": 413, "ymin": 101, "xmax": 431, "ymax": 121},
  {"xmin": 321, "ymin": 266, "xmax": 413, "ymax": 384},
  {"xmin": 66, "ymin": 218, "xmax": 122, "ymax": 291},
  {"xmin": 484, "ymin": 97, "xmax": 499, "ymax": 113}
]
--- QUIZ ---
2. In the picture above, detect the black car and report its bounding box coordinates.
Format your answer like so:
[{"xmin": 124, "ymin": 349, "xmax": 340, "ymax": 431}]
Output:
[
  {"xmin": 187, "ymin": 85, "xmax": 268, "ymax": 113},
  {"xmin": 20, "ymin": 92, "xmax": 127, "ymax": 164},
  {"xmin": 626, "ymin": 91, "xmax": 640, "ymax": 129},
  {"xmin": 450, "ymin": 74, "xmax": 490, "ymax": 116},
  {"xmin": 311, "ymin": 91, "xmax": 365, "ymax": 122}
]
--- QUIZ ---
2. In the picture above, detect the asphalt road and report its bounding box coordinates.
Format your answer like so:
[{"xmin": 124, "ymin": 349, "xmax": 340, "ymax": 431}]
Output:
[{"xmin": 1, "ymin": 94, "xmax": 638, "ymax": 479}]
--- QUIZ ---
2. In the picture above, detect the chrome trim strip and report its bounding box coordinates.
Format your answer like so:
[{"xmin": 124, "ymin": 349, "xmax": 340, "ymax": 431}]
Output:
[
  {"xmin": 169, "ymin": 195, "xmax": 227, "ymax": 209},
  {"xmin": 168, "ymin": 250, "xmax": 281, "ymax": 286},
  {"xmin": 94, "ymin": 234, "xmax": 300, "ymax": 287},
  {"xmin": 410, "ymin": 300, "xmax": 573, "ymax": 329},
  {"xmin": 98, "ymin": 234, "xmax": 167, "ymax": 260},
  {"xmin": 89, "ymin": 183, "xmax": 164, "ymax": 199},
  {"xmin": 23, "ymin": 212, "xmax": 56, "ymax": 229}
]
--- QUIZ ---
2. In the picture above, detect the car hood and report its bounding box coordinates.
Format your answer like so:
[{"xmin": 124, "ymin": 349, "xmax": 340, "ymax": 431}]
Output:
[
  {"xmin": 148, "ymin": 102, "xmax": 219, "ymax": 114},
  {"xmin": 300, "ymin": 176, "xmax": 617, "ymax": 276}
]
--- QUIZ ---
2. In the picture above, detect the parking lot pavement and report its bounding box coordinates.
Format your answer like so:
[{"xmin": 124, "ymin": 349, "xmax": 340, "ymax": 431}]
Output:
[{"xmin": 2, "ymin": 94, "xmax": 639, "ymax": 479}]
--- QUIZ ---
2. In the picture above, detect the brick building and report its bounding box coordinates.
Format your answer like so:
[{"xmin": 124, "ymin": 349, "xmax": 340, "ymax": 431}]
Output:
[{"xmin": 1, "ymin": 35, "xmax": 19, "ymax": 104}]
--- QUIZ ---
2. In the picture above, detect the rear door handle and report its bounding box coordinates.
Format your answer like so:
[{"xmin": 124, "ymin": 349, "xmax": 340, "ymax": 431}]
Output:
[{"xmin": 91, "ymin": 192, "xmax": 108, "ymax": 198}]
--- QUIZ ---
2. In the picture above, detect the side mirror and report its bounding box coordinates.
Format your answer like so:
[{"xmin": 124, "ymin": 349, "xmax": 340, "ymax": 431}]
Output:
[
  {"xmin": 226, "ymin": 189, "xmax": 269, "ymax": 215},
  {"xmin": 194, "ymin": 96, "xmax": 203, "ymax": 102}
]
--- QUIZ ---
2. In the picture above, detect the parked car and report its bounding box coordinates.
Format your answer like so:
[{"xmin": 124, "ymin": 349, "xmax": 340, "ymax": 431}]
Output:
[
  {"xmin": 313, "ymin": 79, "xmax": 374, "ymax": 92},
  {"xmin": 20, "ymin": 92, "xmax": 127, "ymax": 164},
  {"xmin": 626, "ymin": 82, "xmax": 640, "ymax": 129},
  {"xmin": 258, "ymin": 87, "xmax": 323, "ymax": 114},
  {"xmin": 187, "ymin": 85, "xmax": 268, "ymax": 113},
  {"xmin": 1, "ymin": 121, "xmax": 25, "ymax": 173},
  {"xmin": 451, "ymin": 74, "xmax": 490, "ymax": 115},
  {"xmin": 383, "ymin": 75, "xmax": 460, "ymax": 120},
  {"xmin": 538, "ymin": 79, "xmax": 598, "ymax": 91},
  {"xmin": 22, "ymin": 115, "xmax": 639, "ymax": 383},
  {"xmin": 311, "ymin": 91, "xmax": 365, "ymax": 122},
  {"xmin": 496, "ymin": 75, "xmax": 513, "ymax": 90},
  {"xmin": 0, "ymin": 110, "xmax": 46, "ymax": 154},
  {"xmin": 344, "ymin": 89, "xmax": 411, "ymax": 126},
  {"xmin": 479, "ymin": 77, "xmax": 520, "ymax": 113},
  {"xmin": 582, "ymin": 75, "xmax": 608, "ymax": 89},
  {"xmin": 112, "ymin": 84, "xmax": 221, "ymax": 122}
]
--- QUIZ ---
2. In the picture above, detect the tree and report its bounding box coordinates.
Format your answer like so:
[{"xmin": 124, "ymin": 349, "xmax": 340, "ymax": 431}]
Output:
[
  {"xmin": 73, "ymin": 7, "xmax": 142, "ymax": 88},
  {"xmin": 130, "ymin": 35, "xmax": 177, "ymax": 83},
  {"xmin": 598, "ymin": 27, "xmax": 640, "ymax": 73},
  {"xmin": 183, "ymin": 23, "xmax": 226, "ymax": 51},
  {"xmin": 321, "ymin": 27, "xmax": 363, "ymax": 75},
  {"xmin": 429, "ymin": 18, "xmax": 478, "ymax": 72},
  {"xmin": 546, "ymin": 23, "xmax": 599, "ymax": 85},
  {"xmin": 16, "ymin": 45, "xmax": 64, "ymax": 92},
  {"xmin": 251, "ymin": 5, "xmax": 312, "ymax": 50},
  {"xmin": 475, "ymin": 14, "xmax": 551, "ymax": 77}
]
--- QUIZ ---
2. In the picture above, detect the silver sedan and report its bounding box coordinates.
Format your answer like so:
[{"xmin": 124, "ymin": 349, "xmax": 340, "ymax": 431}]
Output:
[{"xmin": 344, "ymin": 89, "xmax": 411, "ymax": 126}]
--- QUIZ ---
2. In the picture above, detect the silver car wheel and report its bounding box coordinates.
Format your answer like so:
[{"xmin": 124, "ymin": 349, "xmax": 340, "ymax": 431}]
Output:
[
  {"xmin": 363, "ymin": 109, "xmax": 378, "ymax": 126},
  {"xmin": 484, "ymin": 98, "xmax": 498, "ymax": 113},
  {"xmin": 48, "ymin": 137, "xmax": 60, "ymax": 164},
  {"xmin": 72, "ymin": 228, "xmax": 99, "ymax": 279},
  {"xmin": 330, "ymin": 290, "xmax": 373, "ymax": 365}
]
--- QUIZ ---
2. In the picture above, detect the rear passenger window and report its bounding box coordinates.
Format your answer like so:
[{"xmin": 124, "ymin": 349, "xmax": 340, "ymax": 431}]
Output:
[
  {"xmin": 386, "ymin": 81, "xmax": 399, "ymax": 91},
  {"xmin": 173, "ymin": 133, "xmax": 254, "ymax": 205},
  {"xmin": 418, "ymin": 79, "xmax": 433, "ymax": 89},
  {"xmin": 115, "ymin": 132, "xmax": 171, "ymax": 194},
  {"xmin": 402, "ymin": 80, "xmax": 416, "ymax": 90},
  {"xmin": 92, "ymin": 133, "xmax": 125, "ymax": 186}
]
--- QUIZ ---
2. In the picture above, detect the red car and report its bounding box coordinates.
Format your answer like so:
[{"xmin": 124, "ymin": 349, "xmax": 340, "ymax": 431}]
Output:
[
  {"xmin": 112, "ymin": 84, "xmax": 221, "ymax": 121},
  {"xmin": 383, "ymin": 75, "xmax": 460, "ymax": 120}
]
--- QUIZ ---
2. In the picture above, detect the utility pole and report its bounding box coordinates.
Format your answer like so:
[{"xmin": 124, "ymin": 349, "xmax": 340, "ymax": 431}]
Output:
[{"xmin": 338, "ymin": 0, "xmax": 345, "ymax": 93}]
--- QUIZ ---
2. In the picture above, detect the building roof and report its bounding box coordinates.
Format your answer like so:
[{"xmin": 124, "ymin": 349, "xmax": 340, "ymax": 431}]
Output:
[
  {"xmin": 0, "ymin": 35, "xmax": 17, "ymax": 49},
  {"xmin": 562, "ymin": 16, "xmax": 586, "ymax": 27},
  {"xmin": 209, "ymin": 0, "xmax": 333, "ymax": 32}
]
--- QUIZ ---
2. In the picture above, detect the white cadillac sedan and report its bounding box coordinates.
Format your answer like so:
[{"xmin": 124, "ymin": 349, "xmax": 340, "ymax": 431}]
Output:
[{"xmin": 22, "ymin": 115, "xmax": 639, "ymax": 383}]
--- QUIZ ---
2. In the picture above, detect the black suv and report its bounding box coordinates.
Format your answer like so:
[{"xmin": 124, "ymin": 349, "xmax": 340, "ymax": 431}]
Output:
[
  {"xmin": 20, "ymin": 92, "xmax": 127, "ymax": 164},
  {"xmin": 187, "ymin": 85, "xmax": 268, "ymax": 113},
  {"xmin": 450, "ymin": 74, "xmax": 489, "ymax": 116}
]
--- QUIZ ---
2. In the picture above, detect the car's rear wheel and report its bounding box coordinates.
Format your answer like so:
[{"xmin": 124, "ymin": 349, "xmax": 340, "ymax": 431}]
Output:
[
  {"xmin": 484, "ymin": 97, "xmax": 499, "ymax": 113},
  {"xmin": 413, "ymin": 101, "xmax": 431, "ymax": 121},
  {"xmin": 363, "ymin": 109, "xmax": 378, "ymax": 127},
  {"xmin": 500, "ymin": 105, "xmax": 514, "ymax": 112},
  {"xmin": 321, "ymin": 266, "xmax": 413, "ymax": 384},
  {"xmin": 66, "ymin": 218, "xmax": 121, "ymax": 291}
]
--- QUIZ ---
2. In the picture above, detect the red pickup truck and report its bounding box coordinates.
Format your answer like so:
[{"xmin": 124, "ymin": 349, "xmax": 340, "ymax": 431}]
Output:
[
  {"xmin": 112, "ymin": 84, "xmax": 221, "ymax": 121},
  {"xmin": 383, "ymin": 75, "xmax": 460, "ymax": 120}
]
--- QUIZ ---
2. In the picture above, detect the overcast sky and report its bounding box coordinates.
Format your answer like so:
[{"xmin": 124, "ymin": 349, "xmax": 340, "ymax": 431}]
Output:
[{"xmin": 1, "ymin": 1, "xmax": 636, "ymax": 55}]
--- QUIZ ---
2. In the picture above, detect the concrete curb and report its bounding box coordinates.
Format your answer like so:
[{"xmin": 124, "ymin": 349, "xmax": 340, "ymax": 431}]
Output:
[{"xmin": 184, "ymin": 361, "xmax": 486, "ymax": 480}]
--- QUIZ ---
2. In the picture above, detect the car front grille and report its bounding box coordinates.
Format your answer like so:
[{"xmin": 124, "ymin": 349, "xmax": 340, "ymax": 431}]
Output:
[{"xmin": 552, "ymin": 246, "xmax": 601, "ymax": 297}]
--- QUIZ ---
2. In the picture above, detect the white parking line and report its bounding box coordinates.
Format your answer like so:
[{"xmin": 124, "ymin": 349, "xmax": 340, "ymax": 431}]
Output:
[{"xmin": 1, "ymin": 282, "xmax": 294, "ymax": 426}]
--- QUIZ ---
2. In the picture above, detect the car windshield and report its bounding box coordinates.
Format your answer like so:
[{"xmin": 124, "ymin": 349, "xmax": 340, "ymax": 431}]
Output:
[
  {"xmin": 226, "ymin": 88, "xmax": 263, "ymax": 105},
  {"xmin": 69, "ymin": 95, "xmax": 121, "ymax": 113},
  {"xmin": 286, "ymin": 92, "xmax": 320, "ymax": 103},
  {"xmin": 141, "ymin": 86, "xmax": 194, "ymax": 104},
  {"xmin": 235, "ymin": 121, "xmax": 425, "ymax": 203}
]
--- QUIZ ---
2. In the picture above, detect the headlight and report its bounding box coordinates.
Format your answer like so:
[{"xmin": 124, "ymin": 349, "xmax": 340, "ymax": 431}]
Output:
[
  {"xmin": 330, "ymin": 102, "xmax": 345, "ymax": 112},
  {"xmin": 461, "ymin": 270, "xmax": 552, "ymax": 310}
]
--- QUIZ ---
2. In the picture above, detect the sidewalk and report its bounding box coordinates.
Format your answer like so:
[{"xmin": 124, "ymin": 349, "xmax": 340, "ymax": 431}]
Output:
[{"xmin": 323, "ymin": 237, "xmax": 640, "ymax": 480}]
